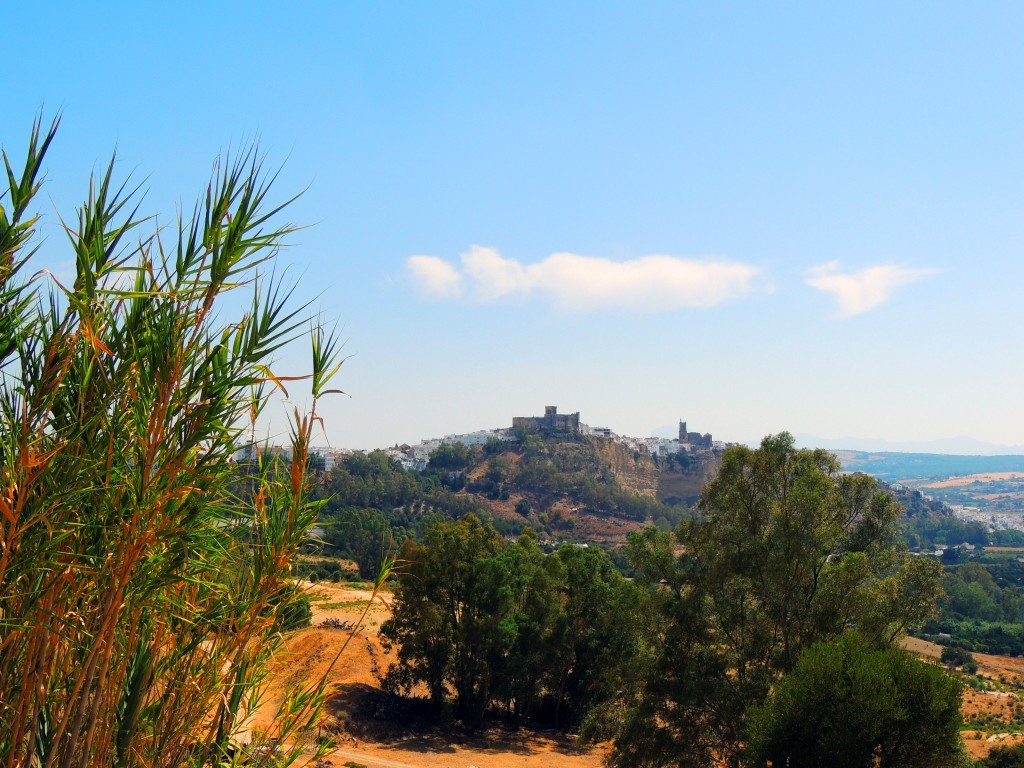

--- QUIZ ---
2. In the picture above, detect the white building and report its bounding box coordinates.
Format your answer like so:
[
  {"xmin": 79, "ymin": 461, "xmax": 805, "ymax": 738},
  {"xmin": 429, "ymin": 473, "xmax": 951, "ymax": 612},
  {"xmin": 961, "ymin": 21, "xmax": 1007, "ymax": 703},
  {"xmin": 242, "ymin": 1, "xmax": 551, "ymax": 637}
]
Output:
[
  {"xmin": 309, "ymin": 447, "xmax": 337, "ymax": 472},
  {"xmin": 442, "ymin": 429, "xmax": 510, "ymax": 447}
]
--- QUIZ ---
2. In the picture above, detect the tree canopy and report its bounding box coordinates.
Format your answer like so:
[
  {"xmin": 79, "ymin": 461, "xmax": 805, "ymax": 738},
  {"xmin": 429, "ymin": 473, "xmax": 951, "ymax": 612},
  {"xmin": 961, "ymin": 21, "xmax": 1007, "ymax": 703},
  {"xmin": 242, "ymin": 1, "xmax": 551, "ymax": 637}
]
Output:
[
  {"xmin": 597, "ymin": 433, "xmax": 946, "ymax": 768},
  {"xmin": 379, "ymin": 515, "xmax": 641, "ymax": 730},
  {"xmin": 748, "ymin": 634, "xmax": 966, "ymax": 768}
]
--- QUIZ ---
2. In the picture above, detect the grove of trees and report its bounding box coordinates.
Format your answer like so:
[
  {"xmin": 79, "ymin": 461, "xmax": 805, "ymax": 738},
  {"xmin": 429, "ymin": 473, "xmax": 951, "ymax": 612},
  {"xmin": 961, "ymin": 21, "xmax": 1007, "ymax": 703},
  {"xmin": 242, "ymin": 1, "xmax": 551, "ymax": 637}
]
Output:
[
  {"xmin": 918, "ymin": 554, "xmax": 1024, "ymax": 656},
  {"xmin": 379, "ymin": 515, "xmax": 640, "ymax": 730}
]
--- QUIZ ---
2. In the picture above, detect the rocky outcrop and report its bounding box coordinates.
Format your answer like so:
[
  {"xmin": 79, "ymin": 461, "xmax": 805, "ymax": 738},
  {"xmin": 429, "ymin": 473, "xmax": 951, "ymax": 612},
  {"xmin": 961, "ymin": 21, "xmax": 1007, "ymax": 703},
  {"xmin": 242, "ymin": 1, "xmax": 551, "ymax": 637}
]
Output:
[
  {"xmin": 655, "ymin": 454, "xmax": 722, "ymax": 506},
  {"xmin": 587, "ymin": 436, "xmax": 660, "ymax": 497},
  {"xmin": 586, "ymin": 435, "xmax": 722, "ymax": 505}
]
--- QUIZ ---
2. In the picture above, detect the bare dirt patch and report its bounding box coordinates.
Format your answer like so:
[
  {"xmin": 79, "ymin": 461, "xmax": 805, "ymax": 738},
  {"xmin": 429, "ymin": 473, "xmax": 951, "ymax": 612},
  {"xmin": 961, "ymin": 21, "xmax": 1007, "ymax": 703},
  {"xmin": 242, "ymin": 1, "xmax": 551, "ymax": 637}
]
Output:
[
  {"xmin": 569, "ymin": 511, "xmax": 645, "ymax": 542},
  {"xmin": 242, "ymin": 582, "xmax": 391, "ymax": 737},
  {"xmin": 905, "ymin": 636, "xmax": 1024, "ymax": 759},
  {"xmin": 323, "ymin": 686, "xmax": 605, "ymax": 768}
]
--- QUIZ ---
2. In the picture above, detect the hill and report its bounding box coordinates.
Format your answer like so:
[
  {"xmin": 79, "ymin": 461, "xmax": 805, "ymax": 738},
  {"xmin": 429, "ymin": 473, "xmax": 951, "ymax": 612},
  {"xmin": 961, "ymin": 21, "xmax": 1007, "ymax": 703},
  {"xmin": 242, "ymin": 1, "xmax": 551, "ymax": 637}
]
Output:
[
  {"xmin": 456, "ymin": 430, "xmax": 721, "ymax": 542},
  {"xmin": 307, "ymin": 432, "xmax": 723, "ymax": 576}
]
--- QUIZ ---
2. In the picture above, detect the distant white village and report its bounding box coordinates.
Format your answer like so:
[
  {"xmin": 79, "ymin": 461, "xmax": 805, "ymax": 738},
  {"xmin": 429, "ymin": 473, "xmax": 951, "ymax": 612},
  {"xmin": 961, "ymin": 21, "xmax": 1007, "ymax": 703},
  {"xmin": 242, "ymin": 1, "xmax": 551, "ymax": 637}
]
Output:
[
  {"xmin": 235, "ymin": 405, "xmax": 733, "ymax": 474},
  {"xmin": 949, "ymin": 503, "xmax": 1024, "ymax": 534},
  {"xmin": 381, "ymin": 406, "xmax": 732, "ymax": 473}
]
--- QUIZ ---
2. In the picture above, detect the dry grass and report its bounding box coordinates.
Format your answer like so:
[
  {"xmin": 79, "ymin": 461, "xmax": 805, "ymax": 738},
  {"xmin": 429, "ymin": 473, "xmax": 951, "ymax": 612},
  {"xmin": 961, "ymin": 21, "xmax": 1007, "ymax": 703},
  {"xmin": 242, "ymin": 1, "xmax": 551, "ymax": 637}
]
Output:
[{"xmin": 919, "ymin": 472, "xmax": 1024, "ymax": 489}]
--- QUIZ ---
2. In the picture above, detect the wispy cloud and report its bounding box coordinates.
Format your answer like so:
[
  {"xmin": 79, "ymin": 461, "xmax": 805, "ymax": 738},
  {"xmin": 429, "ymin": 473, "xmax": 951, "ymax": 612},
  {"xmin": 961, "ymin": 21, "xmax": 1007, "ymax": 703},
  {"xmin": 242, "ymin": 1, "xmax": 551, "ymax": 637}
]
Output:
[
  {"xmin": 806, "ymin": 261, "xmax": 940, "ymax": 318},
  {"xmin": 407, "ymin": 245, "xmax": 765, "ymax": 312},
  {"xmin": 407, "ymin": 255, "xmax": 464, "ymax": 299}
]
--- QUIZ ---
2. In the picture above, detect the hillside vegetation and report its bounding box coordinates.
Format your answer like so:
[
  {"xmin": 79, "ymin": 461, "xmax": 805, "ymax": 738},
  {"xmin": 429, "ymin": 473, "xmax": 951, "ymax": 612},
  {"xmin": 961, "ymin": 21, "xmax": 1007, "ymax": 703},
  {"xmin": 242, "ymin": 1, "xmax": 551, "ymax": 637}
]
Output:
[{"xmin": 309, "ymin": 432, "xmax": 722, "ymax": 578}]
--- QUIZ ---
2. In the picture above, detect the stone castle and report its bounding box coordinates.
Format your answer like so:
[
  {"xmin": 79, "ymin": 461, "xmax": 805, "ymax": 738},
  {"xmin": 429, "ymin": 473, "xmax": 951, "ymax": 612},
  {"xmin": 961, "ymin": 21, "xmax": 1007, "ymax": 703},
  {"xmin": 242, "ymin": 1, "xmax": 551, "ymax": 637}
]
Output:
[
  {"xmin": 512, "ymin": 405, "xmax": 581, "ymax": 434},
  {"xmin": 510, "ymin": 407, "xmax": 714, "ymax": 451}
]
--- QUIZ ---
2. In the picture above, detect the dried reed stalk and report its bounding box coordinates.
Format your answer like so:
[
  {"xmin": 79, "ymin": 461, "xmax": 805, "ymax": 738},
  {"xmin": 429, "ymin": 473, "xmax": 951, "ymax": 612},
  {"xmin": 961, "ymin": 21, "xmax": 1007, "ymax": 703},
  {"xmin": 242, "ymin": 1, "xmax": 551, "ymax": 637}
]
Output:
[{"xmin": 0, "ymin": 116, "xmax": 349, "ymax": 768}]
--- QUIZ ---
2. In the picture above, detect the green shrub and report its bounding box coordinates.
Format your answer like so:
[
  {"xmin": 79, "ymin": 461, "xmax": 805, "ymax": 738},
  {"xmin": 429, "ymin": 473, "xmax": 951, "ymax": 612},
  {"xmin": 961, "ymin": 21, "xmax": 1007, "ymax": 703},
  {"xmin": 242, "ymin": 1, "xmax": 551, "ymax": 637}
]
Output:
[
  {"xmin": 748, "ymin": 634, "xmax": 967, "ymax": 768},
  {"xmin": 941, "ymin": 645, "xmax": 979, "ymax": 674}
]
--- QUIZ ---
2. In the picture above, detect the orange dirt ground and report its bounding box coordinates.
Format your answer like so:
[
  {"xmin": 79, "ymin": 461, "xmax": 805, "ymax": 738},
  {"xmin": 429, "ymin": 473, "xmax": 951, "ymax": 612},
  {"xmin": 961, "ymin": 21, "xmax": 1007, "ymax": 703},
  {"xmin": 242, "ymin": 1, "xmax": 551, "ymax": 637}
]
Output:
[
  {"xmin": 246, "ymin": 581, "xmax": 607, "ymax": 768},
  {"xmin": 904, "ymin": 636, "xmax": 1024, "ymax": 759}
]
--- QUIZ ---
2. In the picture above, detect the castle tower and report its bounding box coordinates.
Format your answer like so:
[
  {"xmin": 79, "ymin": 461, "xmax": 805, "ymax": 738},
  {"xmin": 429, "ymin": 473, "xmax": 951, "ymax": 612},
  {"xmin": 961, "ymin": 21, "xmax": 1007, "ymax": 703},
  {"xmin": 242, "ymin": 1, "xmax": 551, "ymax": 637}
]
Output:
[{"xmin": 679, "ymin": 420, "xmax": 687, "ymax": 441}]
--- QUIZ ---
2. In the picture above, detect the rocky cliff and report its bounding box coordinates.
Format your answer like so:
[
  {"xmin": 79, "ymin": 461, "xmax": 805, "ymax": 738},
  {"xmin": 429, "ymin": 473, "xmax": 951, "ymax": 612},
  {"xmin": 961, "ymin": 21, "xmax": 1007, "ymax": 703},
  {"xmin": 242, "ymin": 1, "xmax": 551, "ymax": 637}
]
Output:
[{"xmin": 585, "ymin": 436, "xmax": 723, "ymax": 504}]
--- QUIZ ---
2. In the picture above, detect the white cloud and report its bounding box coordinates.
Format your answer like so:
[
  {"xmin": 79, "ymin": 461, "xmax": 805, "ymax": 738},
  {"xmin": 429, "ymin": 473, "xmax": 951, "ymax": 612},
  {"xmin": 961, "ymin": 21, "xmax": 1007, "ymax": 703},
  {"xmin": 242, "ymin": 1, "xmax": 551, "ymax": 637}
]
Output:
[
  {"xmin": 406, "ymin": 246, "xmax": 764, "ymax": 312},
  {"xmin": 531, "ymin": 252, "xmax": 761, "ymax": 311},
  {"xmin": 407, "ymin": 255, "xmax": 463, "ymax": 299},
  {"xmin": 806, "ymin": 261, "xmax": 939, "ymax": 318},
  {"xmin": 460, "ymin": 245, "xmax": 532, "ymax": 301}
]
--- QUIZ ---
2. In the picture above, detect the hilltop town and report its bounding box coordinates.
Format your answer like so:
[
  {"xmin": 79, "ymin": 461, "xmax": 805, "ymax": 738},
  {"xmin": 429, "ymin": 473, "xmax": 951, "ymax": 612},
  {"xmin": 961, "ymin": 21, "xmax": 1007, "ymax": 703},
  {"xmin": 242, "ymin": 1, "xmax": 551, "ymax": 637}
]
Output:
[
  {"xmin": 382, "ymin": 405, "xmax": 731, "ymax": 472},
  {"xmin": 235, "ymin": 405, "xmax": 732, "ymax": 475}
]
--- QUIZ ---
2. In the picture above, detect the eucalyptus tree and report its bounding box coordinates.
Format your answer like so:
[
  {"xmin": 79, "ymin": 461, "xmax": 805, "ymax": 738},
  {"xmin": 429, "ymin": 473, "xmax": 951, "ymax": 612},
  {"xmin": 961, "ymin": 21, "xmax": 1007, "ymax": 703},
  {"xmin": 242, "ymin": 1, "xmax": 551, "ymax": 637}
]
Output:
[
  {"xmin": 380, "ymin": 514, "xmax": 510, "ymax": 726},
  {"xmin": 549, "ymin": 543, "xmax": 643, "ymax": 729},
  {"xmin": 602, "ymin": 433, "xmax": 945, "ymax": 768}
]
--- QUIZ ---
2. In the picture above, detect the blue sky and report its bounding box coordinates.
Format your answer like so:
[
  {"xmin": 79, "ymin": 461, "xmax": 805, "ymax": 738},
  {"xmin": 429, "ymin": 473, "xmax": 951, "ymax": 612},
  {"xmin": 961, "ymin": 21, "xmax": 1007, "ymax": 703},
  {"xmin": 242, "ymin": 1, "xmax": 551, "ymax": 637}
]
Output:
[{"xmin": 5, "ymin": 2, "xmax": 1024, "ymax": 450}]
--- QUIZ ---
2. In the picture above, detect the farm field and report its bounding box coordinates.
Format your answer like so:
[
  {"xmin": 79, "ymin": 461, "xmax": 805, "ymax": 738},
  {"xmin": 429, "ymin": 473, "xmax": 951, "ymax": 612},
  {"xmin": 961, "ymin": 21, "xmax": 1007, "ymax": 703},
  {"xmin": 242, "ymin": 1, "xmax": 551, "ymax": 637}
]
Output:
[
  {"xmin": 913, "ymin": 472, "xmax": 1024, "ymax": 516},
  {"xmin": 904, "ymin": 636, "xmax": 1024, "ymax": 760},
  {"xmin": 922, "ymin": 473, "xmax": 1024, "ymax": 489}
]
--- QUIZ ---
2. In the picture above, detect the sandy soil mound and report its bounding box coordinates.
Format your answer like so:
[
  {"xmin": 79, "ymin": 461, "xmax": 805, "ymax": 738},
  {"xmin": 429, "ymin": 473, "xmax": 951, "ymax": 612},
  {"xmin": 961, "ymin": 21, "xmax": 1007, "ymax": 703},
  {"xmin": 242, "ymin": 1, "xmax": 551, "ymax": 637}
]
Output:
[{"xmin": 244, "ymin": 582, "xmax": 391, "ymax": 736}]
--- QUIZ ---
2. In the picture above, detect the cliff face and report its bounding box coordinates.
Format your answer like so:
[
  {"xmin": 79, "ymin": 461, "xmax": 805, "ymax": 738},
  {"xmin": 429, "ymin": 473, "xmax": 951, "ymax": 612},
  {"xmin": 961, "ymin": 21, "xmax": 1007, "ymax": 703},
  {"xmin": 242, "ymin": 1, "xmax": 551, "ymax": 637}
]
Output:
[
  {"xmin": 655, "ymin": 454, "xmax": 722, "ymax": 505},
  {"xmin": 588, "ymin": 436, "xmax": 660, "ymax": 497},
  {"xmin": 587, "ymin": 436, "xmax": 722, "ymax": 506}
]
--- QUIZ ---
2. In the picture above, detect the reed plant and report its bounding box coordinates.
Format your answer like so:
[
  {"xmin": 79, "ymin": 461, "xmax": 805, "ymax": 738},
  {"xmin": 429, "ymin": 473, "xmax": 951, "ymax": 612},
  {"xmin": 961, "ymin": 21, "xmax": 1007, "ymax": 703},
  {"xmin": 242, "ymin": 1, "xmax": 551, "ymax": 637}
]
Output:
[{"xmin": 0, "ymin": 116, "xmax": 342, "ymax": 767}]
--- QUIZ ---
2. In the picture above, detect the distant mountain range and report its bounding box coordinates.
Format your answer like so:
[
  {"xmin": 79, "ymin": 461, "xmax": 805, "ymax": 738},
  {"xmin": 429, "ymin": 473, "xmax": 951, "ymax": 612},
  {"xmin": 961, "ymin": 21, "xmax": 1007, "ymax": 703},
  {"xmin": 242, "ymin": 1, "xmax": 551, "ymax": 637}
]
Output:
[
  {"xmin": 832, "ymin": 450, "xmax": 1024, "ymax": 483},
  {"xmin": 793, "ymin": 433, "xmax": 1024, "ymax": 456}
]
